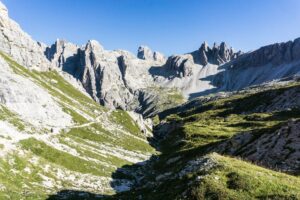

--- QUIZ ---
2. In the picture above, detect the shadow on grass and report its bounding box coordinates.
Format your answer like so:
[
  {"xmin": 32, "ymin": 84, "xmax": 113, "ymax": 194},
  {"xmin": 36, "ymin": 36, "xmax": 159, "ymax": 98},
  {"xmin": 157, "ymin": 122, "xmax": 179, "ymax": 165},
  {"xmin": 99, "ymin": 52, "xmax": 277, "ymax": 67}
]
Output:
[
  {"xmin": 47, "ymin": 85, "xmax": 300, "ymax": 199},
  {"xmin": 46, "ymin": 115, "xmax": 220, "ymax": 199}
]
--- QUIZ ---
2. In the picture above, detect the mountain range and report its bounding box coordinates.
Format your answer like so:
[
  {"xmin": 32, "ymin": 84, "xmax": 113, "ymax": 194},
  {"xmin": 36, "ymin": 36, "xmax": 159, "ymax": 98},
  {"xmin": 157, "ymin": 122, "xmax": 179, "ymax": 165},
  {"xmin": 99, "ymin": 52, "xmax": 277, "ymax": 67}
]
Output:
[{"xmin": 0, "ymin": 1, "xmax": 300, "ymax": 199}]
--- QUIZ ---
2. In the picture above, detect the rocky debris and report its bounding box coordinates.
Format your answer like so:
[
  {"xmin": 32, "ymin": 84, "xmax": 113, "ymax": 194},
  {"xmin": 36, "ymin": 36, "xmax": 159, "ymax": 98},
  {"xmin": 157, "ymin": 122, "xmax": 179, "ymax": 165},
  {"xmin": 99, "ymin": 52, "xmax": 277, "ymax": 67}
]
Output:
[
  {"xmin": 255, "ymin": 86, "xmax": 300, "ymax": 113},
  {"xmin": 0, "ymin": 56, "xmax": 72, "ymax": 129},
  {"xmin": 165, "ymin": 54, "xmax": 194, "ymax": 77},
  {"xmin": 147, "ymin": 155, "xmax": 217, "ymax": 185},
  {"xmin": 178, "ymin": 156, "xmax": 217, "ymax": 178},
  {"xmin": 166, "ymin": 156, "xmax": 181, "ymax": 165},
  {"xmin": 192, "ymin": 42, "xmax": 242, "ymax": 66},
  {"xmin": 127, "ymin": 111, "xmax": 153, "ymax": 137},
  {"xmin": 0, "ymin": 2, "xmax": 52, "ymax": 70},
  {"xmin": 230, "ymin": 38, "xmax": 300, "ymax": 68},
  {"xmin": 214, "ymin": 119, "xmax": 300, "ymax": 173}
]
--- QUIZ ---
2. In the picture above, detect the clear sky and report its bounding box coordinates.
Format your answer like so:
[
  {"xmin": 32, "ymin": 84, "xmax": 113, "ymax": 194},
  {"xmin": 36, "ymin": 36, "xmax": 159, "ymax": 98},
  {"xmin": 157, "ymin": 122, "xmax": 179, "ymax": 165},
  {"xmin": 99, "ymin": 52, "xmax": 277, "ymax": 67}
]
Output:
[{"xmin": 2, "ymin": 0, "xmax": 300, "ymax": 55}]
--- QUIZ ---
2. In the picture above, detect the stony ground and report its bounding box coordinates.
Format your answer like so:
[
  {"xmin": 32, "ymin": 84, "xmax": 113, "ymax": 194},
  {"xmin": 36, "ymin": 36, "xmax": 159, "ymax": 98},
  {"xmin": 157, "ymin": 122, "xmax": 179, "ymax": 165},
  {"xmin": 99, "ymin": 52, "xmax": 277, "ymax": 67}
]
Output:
[{"xmin": 0, "ymin": 53, "xmax": 155, "ymax": 199}]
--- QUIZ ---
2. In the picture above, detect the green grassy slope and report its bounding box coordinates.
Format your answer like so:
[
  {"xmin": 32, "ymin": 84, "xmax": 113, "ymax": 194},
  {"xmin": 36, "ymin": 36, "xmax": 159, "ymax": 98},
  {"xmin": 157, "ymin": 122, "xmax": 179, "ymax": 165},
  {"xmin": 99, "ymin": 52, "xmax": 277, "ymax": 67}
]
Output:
[
  {"xmin": 1, "ymin": 52, "xmax": 300, "ymax": 199},
  {"xmin": 112, "ymin": 82, "xmax": 300, "ymax": 199},
  {"xmin": 0, "ymin": 53, "xmax": 155, "ymax": 198}
]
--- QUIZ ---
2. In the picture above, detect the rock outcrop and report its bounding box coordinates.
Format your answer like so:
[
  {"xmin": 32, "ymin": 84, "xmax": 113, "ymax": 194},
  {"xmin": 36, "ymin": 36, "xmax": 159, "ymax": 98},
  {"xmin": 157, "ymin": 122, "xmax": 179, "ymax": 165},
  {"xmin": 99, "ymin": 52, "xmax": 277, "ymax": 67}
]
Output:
[
  {"xmin": 214, "ymin": 119, "xmax": 300, "ymax": 173},
  {"xmin": 0, "ymin": 56, "xmax": 72, "ymax": 128},
  {"xmin": 137, "ymin": 45, "xmax": 166, "ymax": 62},
  {"xmin": 207, "ymin": 38, "xmax": 300, "ymax": 94},
  {"xmin": 45, "ymin": 39, "xmax": 79, "ymax": 73},
  {"xmin": 230, "ymin": 38, "xmax": 300, "ymax": 68},
  {"xmin": 137, "ymin": 46, "xmax": 153, "ymax": 60},
  {"xmin": 192, "ymin": 42, "xmax": 242, "ymax": 66},
  {"xmin": 45, "ymin": 40, "xmax": 164, "ymax": 111},
  {"xmin": 46, "ymin": 37, "xmax": 300, "ymax": 110},
  {"xmin": 153, "ymin": 51, "xmax": 165, "ymax": 62},
  {"xmin": 0, "ymin": 2, "xmax": 51, "ymax": 70},
  {"xmin": 165, "ymin": 54, "xmax": 194, "ymax": 77}
]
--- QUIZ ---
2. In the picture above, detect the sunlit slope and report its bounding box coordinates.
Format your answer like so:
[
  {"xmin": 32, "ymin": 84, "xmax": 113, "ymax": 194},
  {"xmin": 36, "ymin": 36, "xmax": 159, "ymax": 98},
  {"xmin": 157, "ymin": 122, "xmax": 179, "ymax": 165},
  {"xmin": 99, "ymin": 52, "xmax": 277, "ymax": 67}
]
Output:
[
  {"xmin": 113, "ymin": 80, "xmax": 300, "ymax": 199},
  {"xmin": 0, "ymin": 53, "xmax": 155, "ymax": 199}
]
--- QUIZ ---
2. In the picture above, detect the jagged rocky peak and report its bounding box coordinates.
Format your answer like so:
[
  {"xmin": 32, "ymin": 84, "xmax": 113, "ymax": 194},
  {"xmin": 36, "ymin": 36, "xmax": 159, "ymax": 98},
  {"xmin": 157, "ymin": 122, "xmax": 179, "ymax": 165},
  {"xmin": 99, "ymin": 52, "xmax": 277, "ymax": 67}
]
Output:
[
  {"xmin": 165, "ymin": 54, "xmax": 194, "ymax": 77},
  {"xmin": 153, "ymin": 51, "xmax": 165, "ymax": 62},
  {"xmin": 137, "ymin": 45, "xmax": 166, "ymax": 62},
  {"xmin": 45, "ymin": 39, "xmax": 79, "ymax": 69},
  {"xmin": 196, "ymin": 41, "xmax": 242, "ymax": 66},
  {"xmin": 0, "ymin": 1, "xmax": 8, "ymax": 17},
  {"xmin": 85, "ymin": 39, "xmax": 104, "ymax": 52},
  {"xmin": 230, "ymin": 37, "xmax": 300, "ymax": 68},
  {"xmin": 45, "ymin": 39, "xmax": 66, "ymax": 57},
  {"xmin": 45, "ymin": 39, "xmax": 104, "ymax": 66},
  {"xmin": 137, "ymin": 45, "xmax": 153, "ymax": 60},
  {"xmin": 0, "ymin": 1, "xmax": 52, "ymax": 70}
]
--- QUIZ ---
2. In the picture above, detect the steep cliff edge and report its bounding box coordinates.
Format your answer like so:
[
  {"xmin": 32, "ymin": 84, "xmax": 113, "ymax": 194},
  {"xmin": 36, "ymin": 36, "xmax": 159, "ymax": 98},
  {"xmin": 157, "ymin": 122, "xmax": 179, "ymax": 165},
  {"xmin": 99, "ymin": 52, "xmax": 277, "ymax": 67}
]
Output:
[{"xmin": 0, "ymin": 2, "xmax": 51, "ymax": 70}]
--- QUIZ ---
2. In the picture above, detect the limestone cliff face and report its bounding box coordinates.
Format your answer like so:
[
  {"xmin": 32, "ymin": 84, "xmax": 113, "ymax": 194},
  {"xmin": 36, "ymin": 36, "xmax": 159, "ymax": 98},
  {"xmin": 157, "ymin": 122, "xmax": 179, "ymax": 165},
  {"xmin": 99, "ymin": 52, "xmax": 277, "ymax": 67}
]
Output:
[
  {"xmin": 208, "ymin": 38, "xmax": 300, "ymax": 93},
  {"xmin": 137, "ymin": 45, "xmax": 166, "ymax": 63},
  {"xmin": 163, "ymin": 42, "xmax": 241, "ymax": 78},
  {"xmin": 193, "ymin": 42, "xmax": 242, "ymax": 66},
  {"xmin": 0, "ymin": 2, "xmax": 51, "ymax": 70},
  {"xmin": 3, "ymin": 0, "xmax": 300, "ymax": 114},
  {"xmin": 229, "ymin": 38, "xmax": 300, "ymax": 68},
  {"xmin": 45, "ymin": 39, "xmax": 79, "ymax": 73},
  {"xmin": 45, "ymin": 40, "xmax": 168, "ymax": 111},
  {"xmin": 165, "ymin": 54, "xmax": 194, "ymax": 77},
  {"xmin": 45, "ymin": 38, "xmax": 300, "ymax": 111}
]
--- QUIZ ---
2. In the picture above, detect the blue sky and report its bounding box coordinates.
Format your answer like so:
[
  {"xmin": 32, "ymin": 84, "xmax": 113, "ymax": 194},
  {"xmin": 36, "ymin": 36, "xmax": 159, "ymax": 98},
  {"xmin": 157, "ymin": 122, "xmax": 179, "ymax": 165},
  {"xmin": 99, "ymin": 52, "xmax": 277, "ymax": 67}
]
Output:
[{"xmin": 2, "ymin": 0, "xmax": 300, "ymax": 55}]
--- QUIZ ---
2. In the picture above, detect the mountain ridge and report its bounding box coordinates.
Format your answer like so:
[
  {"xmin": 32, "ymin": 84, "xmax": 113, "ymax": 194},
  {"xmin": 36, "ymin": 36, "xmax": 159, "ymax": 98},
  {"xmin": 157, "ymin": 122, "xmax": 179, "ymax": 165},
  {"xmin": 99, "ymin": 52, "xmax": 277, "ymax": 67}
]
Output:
[{"xmin": 0, "ymin": 1, "xmax": 300, "ymax": 199}]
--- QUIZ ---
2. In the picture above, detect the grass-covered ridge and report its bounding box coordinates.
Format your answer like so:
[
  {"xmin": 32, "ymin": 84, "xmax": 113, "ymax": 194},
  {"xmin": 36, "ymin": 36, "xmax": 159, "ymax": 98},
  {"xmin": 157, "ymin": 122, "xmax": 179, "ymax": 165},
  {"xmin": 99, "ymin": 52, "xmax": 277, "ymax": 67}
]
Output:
[
  {"xmin": 160, "ymin": 82, "xmax": 300, "ymax": 153},
  {"xmin": 109, "ymin": 82, "xmax": 300, "ymax": 199},
  {"xmin": 113, "ymin": 153, "xmax": 300, "ymax": 200},
  {"xmin": 195, "ymin": 154, "xmax": 300, "ymax": 200},
  {"xmin": 140, "ymin": 86, "xmax": 186, "ymax": 117}
]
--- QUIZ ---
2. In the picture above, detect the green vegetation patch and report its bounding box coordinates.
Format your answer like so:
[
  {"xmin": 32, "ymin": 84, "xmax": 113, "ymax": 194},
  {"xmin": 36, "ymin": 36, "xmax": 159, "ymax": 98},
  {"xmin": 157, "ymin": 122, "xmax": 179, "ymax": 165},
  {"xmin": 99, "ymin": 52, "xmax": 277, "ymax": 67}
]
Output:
[
  {"xmin": 0, "ymin": 105, "xmax": 26, "ymax": 131},
  {"xmin": 191, "ymin": 154, "xmax": 300, "ymax": 200},
  {"xmin": 0, "ymin": 52, "xmax": 104, "ymax": 125},
  {"xmin": 65, "ymin": 123, "xmax": 155, "ymax": 153},
  {"xmin": 160, "ymin": 83, "xmax": 300, "ymax": 153},
  {"xmin": 110, "ymin": 110, "xmax": 142, "ymax": 137},
  {"xmin": 0, "ymin": 154, "xmax": 48, "ymax": 200},
  {"xmin": 20, "ymin": 137, "xmax": 113, "ymax": 176}
]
